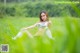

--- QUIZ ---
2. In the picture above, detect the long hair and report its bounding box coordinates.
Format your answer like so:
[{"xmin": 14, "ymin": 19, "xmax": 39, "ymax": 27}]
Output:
[{"xmin": 39, "ymin": 11, "xmax": 49, "ymax": 22}]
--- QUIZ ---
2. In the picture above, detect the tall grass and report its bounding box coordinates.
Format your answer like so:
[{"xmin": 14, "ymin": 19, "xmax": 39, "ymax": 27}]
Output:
[{"xmin": 0, "ymin": 17, "xmax": 80, "ymax": 53}]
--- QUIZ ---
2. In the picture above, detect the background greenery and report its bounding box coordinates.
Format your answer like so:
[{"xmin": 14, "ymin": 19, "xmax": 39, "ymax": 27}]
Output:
[
  {"xmin": 0, "ymin": 0, "xmax": 80, "ymax": 53},
  {"xmin": 0, "ymin": 0, "xmax": 80, "ymax": 17}
]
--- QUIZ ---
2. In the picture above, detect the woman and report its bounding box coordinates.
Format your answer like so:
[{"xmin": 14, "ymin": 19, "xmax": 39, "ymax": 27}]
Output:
[{"xmin": 12, "ymin": 11, "xmax": 55, "ymax": 40}]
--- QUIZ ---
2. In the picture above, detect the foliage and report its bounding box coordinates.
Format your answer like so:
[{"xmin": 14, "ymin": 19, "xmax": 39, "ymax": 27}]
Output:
[
  {"xmin": 0, "ymin": 17, "xmax": 80, "ymax": 53},
  {"xmin": 0, "ymin": 2, "xmax": 80, "ymax": 17}
]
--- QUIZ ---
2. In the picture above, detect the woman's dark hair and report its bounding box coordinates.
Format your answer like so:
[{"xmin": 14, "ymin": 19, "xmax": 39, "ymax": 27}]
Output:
[{"xmin": 39, "ymin": 11, "xmax": 49, "ymax": 22}]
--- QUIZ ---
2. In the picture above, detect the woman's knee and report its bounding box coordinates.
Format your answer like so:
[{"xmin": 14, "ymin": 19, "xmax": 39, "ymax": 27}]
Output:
[{"xmin": 20, "ymin": 28, "xmax": 26, "ymax": 32}]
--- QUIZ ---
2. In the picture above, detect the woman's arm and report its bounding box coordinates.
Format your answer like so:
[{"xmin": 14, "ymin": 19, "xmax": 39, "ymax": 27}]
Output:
[
  {"xmin": 48, "ymin": 21, "xmax": 52, "ymax": 28},
  {"xmin": 21, "ymin": 23, "xmax": 38, "ymax": 31}
]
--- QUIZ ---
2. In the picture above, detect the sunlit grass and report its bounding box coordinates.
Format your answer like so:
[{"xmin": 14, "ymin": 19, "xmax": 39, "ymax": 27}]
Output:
[{"xmin": 0, "ymin": 17, "xmax": 80, "ymax": 53}]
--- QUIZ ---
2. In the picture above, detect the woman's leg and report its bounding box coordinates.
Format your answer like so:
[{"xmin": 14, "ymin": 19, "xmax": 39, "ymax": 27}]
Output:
[
  {"xmin": 34, "ymin": 30, "xmax": 44, "ymax": 37},
  {"xmin": 25, "ymin": 30, "xmax": 33, "ymax": 38},
  {"xmin": 34, "ymin": 31, "xmax": 40, "ymax": 36},
  {"xmin": 12, "ymin": 30, "xmax": 23, "ymax": 40},
  {"xmin": 45, "ymin": 29, "xmax": 55, "ymax": 40},
  {"xmin": 12, "ymin": 30, "xmax": 33, "ymax": 40}
]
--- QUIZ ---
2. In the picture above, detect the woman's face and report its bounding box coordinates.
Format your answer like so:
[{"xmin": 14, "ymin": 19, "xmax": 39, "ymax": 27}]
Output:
[{"xmin": 41, "ymin": 13, "xmax": 47, "ymax": 21}]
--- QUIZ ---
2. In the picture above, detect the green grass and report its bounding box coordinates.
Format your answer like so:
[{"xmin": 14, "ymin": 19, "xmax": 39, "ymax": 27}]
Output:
[{"xmin": 0, "ymin": 17, "xmax": 80, "ymax": 53}]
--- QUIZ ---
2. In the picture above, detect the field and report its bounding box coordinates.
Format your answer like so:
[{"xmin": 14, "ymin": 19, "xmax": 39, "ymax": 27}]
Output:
[{"xmin": 0, "ymin": 16, "xmax": 80, "ymax": 53}]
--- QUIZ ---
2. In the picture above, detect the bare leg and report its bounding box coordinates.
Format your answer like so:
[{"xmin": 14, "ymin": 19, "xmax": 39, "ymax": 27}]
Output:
[
  {"xmin": 34, "ymin": 31, "xmax": 40, "ymax": 36},
  {"xmin": 34, "ymin": 30, "xmax": 44, "ymax": 37},
  {"xmin": 12, "ymin": 31, "xmax": 23, "ymax": 40},
  {"xmin": 12, "ymin": 30, "xmax": 33, "ymax": 40},
  {"xmin": 45, "ymin": 29, "xmax": 55, "ymax": 40},
  {"xmin": 25, "ymin": 30, "xmax": 33, "ymax": 38}
]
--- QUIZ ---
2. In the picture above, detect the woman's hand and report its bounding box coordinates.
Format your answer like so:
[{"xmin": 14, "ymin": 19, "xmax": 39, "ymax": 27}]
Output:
[{"xmin": 48, "ymin": 21, "xmax": 52, "ymax": 28}]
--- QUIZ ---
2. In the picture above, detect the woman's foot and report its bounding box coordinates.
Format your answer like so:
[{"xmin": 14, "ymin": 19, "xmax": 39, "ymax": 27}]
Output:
[{"xmin": 12, "ymin": 37, "xmax": 17, "ymax": 40}]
